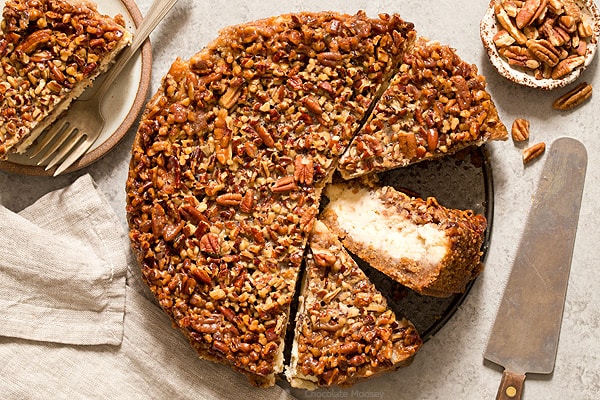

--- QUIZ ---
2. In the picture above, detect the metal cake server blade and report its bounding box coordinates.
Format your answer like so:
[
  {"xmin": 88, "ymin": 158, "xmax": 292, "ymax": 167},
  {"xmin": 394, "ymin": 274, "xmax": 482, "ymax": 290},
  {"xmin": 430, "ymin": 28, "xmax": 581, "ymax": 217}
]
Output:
[{"xmin": 484, "ymin": 137, "xmax": 587, "ymax": 400}]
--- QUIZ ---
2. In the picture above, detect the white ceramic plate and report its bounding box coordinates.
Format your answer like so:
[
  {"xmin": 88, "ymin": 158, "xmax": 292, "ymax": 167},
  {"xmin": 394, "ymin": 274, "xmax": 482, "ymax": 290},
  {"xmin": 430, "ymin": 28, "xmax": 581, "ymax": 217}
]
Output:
[
  {"xmin": 480, "ymin": 0, "xmax": 600, "ymax": 90},
  {"xmin": 0, "ymin": 0, "xmax": 151, "ymax": 175}
]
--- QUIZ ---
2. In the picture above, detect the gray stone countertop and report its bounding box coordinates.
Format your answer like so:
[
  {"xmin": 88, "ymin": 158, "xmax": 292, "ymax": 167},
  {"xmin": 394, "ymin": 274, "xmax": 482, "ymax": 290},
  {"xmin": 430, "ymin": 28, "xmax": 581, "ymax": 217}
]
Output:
[{"xmin": 1, "ymin": 1, "xmax": 598, "ymax": 399}]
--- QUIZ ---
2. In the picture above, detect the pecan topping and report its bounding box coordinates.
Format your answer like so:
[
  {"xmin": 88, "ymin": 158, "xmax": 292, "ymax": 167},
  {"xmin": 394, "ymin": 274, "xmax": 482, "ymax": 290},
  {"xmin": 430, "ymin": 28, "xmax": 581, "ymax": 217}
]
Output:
[
  {"xmin": 552, "ymin": 82, "xmax": 592, "ymax": 110},
  {"xmin": 124, "ymin": 10, "xmax": 425, "ymax": 388},
  {"xmin": 337, "ymin": 39, "xmax": 508, "ymax": 179}
]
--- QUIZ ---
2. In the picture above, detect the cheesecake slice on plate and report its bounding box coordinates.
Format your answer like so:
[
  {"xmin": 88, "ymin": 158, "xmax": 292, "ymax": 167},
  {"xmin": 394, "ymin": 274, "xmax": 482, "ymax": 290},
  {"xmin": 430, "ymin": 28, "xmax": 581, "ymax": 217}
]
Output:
[{"xmin": 0, "ymin": 0, "xmax": 132, "ymax": 157}]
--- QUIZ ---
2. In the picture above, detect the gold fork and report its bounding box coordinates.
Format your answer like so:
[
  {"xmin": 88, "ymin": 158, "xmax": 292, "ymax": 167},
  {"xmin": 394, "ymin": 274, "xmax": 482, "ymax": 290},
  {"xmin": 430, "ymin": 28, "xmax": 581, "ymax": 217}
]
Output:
[{"xmin": 29, "ymin": 0, "xmax": 179, "ymax": 176}]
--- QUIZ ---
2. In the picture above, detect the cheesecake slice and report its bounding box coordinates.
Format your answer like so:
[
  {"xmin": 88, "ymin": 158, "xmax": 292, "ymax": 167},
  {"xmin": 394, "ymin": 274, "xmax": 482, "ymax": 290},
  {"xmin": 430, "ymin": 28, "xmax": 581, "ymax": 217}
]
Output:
[
  {"xmin": 286, "ymin": 220, "xmax": 422, "ymax": 389},
  {"xmin": 321, "ymin": 180, "xmax": 487, "ymax": 297},
  {"xmin": 0, "ymin": 0, "xmax": 132, "ymax": 157},
  {"xmin": 337, "ymin": 38, "xmax": 508, "ymax": 179}
]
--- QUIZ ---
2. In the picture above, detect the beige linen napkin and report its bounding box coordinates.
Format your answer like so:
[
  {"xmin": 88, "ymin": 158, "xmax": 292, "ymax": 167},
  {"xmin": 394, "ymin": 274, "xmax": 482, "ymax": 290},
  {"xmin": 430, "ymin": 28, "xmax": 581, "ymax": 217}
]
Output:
[
  {"xmin": 0, "ymin": 174, "xmax": 127, "ymax": 346},
  {"xmin": 0, "ymin": 175, "xmax": 297, "ymax": 399},
  {"xmin": 0, "ymin": 285, "xmax": 297, "ymax": 400}
]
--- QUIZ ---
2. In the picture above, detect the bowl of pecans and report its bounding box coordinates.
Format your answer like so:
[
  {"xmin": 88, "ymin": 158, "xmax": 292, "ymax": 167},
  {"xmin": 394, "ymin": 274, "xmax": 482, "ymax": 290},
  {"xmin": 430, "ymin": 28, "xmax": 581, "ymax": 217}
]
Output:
[{"xmin": 481, "ymin": 0, "xmax": 600, "ymax": 90}]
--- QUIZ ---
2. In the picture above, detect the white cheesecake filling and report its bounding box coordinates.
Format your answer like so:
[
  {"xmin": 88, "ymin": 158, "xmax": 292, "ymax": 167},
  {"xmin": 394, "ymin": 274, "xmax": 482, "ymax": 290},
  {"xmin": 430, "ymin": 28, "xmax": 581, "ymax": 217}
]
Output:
[{"xmin": 325, "ymin": 184, "xmax": 448, "ymax": 265}]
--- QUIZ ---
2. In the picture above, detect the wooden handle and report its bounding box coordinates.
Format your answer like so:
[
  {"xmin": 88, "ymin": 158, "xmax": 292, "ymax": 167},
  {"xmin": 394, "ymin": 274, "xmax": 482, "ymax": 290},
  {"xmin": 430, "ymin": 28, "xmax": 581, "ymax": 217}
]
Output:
[{"xmin": 495, "ymin": 370, "xmax": 526, "ymax": 400}]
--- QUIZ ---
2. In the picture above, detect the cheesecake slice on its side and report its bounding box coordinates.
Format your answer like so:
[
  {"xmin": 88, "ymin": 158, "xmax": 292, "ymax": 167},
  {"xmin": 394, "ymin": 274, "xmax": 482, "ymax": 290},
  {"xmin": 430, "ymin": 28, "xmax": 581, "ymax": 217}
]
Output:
[
  {"xmin": 286, "ymin": 220, "xmax": 422, "ymax": 389},
  {"xmin": 321, "ymin": 181, "xmax": 487, "ymax": 297},
  {"xmin": 0, "ymin": 0, "xmax": 132, "ymax": 157}
]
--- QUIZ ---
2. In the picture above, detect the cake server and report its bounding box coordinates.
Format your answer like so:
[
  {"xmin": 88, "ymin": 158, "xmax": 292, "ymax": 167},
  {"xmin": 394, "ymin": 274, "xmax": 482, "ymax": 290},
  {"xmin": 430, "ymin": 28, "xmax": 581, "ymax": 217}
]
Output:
[{"xmin": 484, "ymin": 137, "xmax": 587, "ymax": 400}]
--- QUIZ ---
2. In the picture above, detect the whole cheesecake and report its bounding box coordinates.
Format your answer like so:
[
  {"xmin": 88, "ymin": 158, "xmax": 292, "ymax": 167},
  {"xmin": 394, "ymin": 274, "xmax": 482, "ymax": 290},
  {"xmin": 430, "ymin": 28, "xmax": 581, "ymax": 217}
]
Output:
[{"xmin": 126, "ymin": 10, "xmax": 506, "ymax": 388}]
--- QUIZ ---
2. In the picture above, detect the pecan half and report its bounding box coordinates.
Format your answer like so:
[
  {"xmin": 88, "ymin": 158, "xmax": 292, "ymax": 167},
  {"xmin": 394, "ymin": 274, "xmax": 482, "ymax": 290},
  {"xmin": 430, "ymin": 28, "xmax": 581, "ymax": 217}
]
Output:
[
  {"xmin": 523, "ymin": 142, "xmax": 546, "ymax": 164},
  {"xmin": 301, "ymin": 95, "xmax": 323, "ymax": 115},
  {"xmin": 216, "ymin": 193, "xmax": 243, "ymax": 206},
  {"xmin": 293, "ymin": 155, "xmax": 314, "ymax": 185},
  {"xmin": 313, "ymin": 250, "xmax": 337, "ymax": 267},
  {"xmin": 515, "ymin": 0, "xmax": 542, "ymax": 29},
  {"xmin": 527, "ymin": 39, "xmax": 560, "ymax": 67},
  {"xmin": 272, "ymin": 175, "xmax": 298, "ymax": 193},
  {"xmin": 551, "ymin": 55, "xmax": 585, "ymax": 79},
  {"xmin": 552, "ymin": 82, "xmax": 592, "ymax": 110},
  {"xmin": 239, "ymin": 190, "xmax": 255, "ymax": 213},
  {"xmin": 200, "ymin": 232, "xmax": 221, "ymax": 256},
  {"xmin": 500, "ymin": 45, "xmax": 540, "ymax": 69},
  {"xmin": 16, "ymin": 29, "xmax": 52, "ymax": 54},
  {"xmin": 511, "ymin": 118, "xmax": 530, "ymax": 142},
  {"xmin": 219, "ymin": 83, "xmax": 243, "ymax": 109}
]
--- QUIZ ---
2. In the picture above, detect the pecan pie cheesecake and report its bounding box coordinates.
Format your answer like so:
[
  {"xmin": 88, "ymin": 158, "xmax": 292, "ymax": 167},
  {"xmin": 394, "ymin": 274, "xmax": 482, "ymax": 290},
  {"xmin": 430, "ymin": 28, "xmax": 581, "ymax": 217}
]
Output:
[
  {"xmin": 126, "ymin": 11, "xmax": 416, "ymax": 387},
  {"xmin": 337, "ymin": 38, "xmax": 508, "ymax": 179},
  {"xmin": 286, "ymin": 220, "xmax": 422, "ymax": 389},
  {"xmin": 126, "ymin": 10, "xmax": 504, "ymax": 388},
  {"xmin": 321, "ymin": 180, "xmax": 488, "ymax": 297},
  {"xmin": 0, "ymin": 0, "xmax": 132, "ymax": 157}
]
